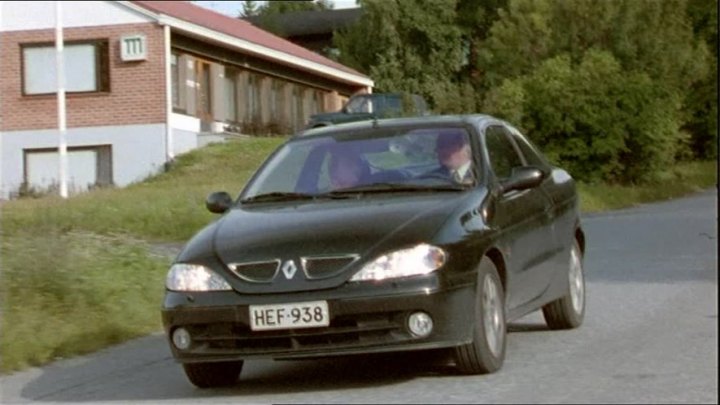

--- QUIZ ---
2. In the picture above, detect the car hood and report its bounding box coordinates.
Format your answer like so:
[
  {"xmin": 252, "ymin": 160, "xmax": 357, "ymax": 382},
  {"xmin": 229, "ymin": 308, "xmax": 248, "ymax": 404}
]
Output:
[{"xmin": 195, "ymin": 193, "xmax": 470, "ymax": 293}]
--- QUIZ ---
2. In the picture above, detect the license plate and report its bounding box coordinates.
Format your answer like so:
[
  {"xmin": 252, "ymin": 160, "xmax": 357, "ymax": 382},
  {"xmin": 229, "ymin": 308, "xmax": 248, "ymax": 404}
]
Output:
[{"xmin": 249, "ymin": 300, "xmax": 329, "ymax": 331}]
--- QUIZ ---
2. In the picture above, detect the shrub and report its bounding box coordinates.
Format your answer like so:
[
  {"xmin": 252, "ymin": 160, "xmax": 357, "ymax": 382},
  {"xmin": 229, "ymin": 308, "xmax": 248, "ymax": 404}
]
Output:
[{"xmin": 485, "ymin": 50, "xmax": 683, "ymax": 184}]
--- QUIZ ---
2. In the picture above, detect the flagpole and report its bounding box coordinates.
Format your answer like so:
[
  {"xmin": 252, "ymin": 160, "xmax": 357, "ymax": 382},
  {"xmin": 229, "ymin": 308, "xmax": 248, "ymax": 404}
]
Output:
[
  {"xmin": 0, "ymin": 1, "xmax": 4, "ymax": 199},
  {"xmin": 56, "ymin": 0, "xmax": 68, "ymax": 198}
]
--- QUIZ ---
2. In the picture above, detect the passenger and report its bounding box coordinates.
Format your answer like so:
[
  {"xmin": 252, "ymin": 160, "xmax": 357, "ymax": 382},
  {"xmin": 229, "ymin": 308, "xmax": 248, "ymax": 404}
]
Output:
[{"xmin": 328, "ymin": 148, "xmax": 370, "ymax": 189}]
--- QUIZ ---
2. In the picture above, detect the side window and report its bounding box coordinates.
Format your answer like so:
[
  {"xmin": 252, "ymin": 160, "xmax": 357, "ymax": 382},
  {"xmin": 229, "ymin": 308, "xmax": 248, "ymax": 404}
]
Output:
[
  {"xmin": 508, "ymin": 127, "xmax": 547, "ymax": 167},
  {"xmin": 484, "ymin": 125, "xmax": 524, "ymax": 180}
]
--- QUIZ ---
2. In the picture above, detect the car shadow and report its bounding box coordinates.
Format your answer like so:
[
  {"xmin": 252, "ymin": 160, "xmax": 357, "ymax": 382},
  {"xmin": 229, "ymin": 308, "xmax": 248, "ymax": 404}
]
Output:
[
  {"xmin": 216, "ymin": 351, "xmax": 458, "ymax": 396},
  {"xmin": 19, "ymin": 320, "xmax": 549, "ymax": 402},
  {"xmin": 507, "ymin": 322, "xmax": 550, "ymax": 333}
]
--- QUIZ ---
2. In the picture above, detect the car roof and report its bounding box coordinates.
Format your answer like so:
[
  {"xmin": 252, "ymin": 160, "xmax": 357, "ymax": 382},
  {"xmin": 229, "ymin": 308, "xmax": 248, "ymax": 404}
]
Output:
[{"xmin": 294, "ymin": 114, "xmax": 500, "ymax": 139}]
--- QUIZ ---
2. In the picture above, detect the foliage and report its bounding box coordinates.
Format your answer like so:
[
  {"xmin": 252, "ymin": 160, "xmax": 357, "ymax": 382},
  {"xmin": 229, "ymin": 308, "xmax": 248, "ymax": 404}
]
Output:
[
  {"xmin": 335, "ymin": 0, "xmax": 465, "ymax": 110},
  {"xmin": 240, "ymin": 0, "xmax": 260, "ymax": 17},
  {"xmin": 241, "ymin": 0, "xmax": 334, "ymax": 35},
  {"xmin": 335, "ymin": 0, "xmax": 716, "ymax": 183},
  {"xmin": 578, "ymin": 160, "xmax": 717, "ymax": 213},
  {"xmin": 0, "ymin": 231, "xmax": 169, "ymax": 373},
  {"xmin": 259, "ymin": 0, "xmax": 333, "ymax": 14},
  {"xmin": 683, "ymin": 0, "xmax": 718, "ymax": 159},
  {"xmin": 487, "ymin": 50, "xmax": 683, "ymax": 183},
  {"xmin": 478, "ymin": 0, "xmax": 712, "ymax": 183},
  {"xmin": 455, "ymin": 0, "xmax": 508, "ymax": 88}
]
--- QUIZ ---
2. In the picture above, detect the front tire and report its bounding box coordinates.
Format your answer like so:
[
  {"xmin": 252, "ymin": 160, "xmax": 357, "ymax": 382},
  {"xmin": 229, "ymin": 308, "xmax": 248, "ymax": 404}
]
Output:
[
  {"xmin": 542, "ymin": 240, "xmax": 585, "ymax": 330},
  {"xmin": 182, "ymin": 361, "xmax": 244, "ymax": 388},
  {"xmin": 454, "ymin": 257, "xmax": 506, "ymax": 374}
]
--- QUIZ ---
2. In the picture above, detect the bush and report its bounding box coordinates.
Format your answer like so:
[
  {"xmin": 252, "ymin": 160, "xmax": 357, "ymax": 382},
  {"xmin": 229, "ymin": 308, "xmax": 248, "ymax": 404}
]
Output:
[{"xmin": 485, "ymin": 50, "xmax": 683, "ymax": 184}]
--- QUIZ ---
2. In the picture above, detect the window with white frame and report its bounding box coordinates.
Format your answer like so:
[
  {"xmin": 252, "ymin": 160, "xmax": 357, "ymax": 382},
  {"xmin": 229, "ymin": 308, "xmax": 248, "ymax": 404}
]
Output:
[
  {"xmin": 22, "ymin": 40, "xmax": 109, "ymax": 95},
  {"xmin": 23, "ymin": 145, "xmax": 113, "ymax": 194}
]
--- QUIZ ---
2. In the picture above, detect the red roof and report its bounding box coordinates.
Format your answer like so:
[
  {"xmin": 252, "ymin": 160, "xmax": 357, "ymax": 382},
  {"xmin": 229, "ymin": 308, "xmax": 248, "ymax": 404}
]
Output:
[{"xmin": 130, "ymin": 1, "xmax": 368, "ymax": 80}]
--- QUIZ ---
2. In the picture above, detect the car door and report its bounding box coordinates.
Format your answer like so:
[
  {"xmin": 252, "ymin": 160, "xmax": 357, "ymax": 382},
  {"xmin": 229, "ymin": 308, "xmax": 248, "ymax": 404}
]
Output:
[
  {"xmin": 483, "ymin": 124, "xmax": 556, "ymax": 311},
  {"xmin": 509, "ymin": 126, "xmax": 577, "ymax": 281}
]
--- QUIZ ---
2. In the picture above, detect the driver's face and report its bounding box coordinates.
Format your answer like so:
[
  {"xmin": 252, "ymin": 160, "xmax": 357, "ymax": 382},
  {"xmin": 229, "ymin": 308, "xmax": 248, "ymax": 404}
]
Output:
[{"xmin": 437, "ymin": 141, "xmax": 470, "ymax": 171}]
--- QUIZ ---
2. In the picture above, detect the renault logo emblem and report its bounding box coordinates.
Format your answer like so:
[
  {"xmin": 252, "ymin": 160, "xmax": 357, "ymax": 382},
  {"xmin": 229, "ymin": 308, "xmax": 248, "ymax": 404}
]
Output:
[{"xmin": 281, "ymin": 260, "xmax": 298, "ymax": 279}]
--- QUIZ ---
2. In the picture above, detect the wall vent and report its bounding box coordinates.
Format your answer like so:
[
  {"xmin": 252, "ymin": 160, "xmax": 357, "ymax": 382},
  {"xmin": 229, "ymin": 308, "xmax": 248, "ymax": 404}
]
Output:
[{"xmin": 120, "ymin": 35, "xmax": 147, "ymax": 61}]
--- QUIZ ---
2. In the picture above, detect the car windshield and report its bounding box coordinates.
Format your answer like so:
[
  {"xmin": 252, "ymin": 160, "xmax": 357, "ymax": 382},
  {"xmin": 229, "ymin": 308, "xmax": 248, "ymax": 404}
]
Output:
[
  {"xmin": 241, "ymin": 126, "xmax": 480, "ymax": 202},
  {"xmin": 344, "ymin": 95, "xmax": 373, "ymax": 113}
]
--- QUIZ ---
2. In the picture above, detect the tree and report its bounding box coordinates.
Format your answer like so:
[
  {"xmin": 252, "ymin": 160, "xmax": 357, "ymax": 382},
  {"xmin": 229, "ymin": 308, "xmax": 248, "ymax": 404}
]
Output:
[
  {"xmin": 261, "ymin": 0, "xmax": 333, "ymax": 14},
  {"xmin": 335, "ymin": 0, "xmax": 466, "ymax": 111},
  {"xmin": 240, "ymin": 0, "xmax": 260, "ymax": 17},
  {"xmin": 455, "ymin": 0, "xmax": 507, "ymax": 88},
  {"xmin": 332, "ymin": 0, "xmax": 714, "ymax": 182},
  {"xmin": 478, "ymin": 0, "xmax": 554, "ymax": 89},
  {"xmin": 479, "ymin": 0, "xmax": 711, "ymax": 183},
  {"xmin": 480, "ymin": 0, "xmax": 706, "ymax": 88},
  {"xmin": 244, "ymin": 1, "xmax": 334, "ymax": 36},
  {"xmin": 683, "ymin": 0, "xmax": 718, "ymax": 158},
  {"xmin": 486, "ymin": 50, "xmax": 682, "ymax": 183}
]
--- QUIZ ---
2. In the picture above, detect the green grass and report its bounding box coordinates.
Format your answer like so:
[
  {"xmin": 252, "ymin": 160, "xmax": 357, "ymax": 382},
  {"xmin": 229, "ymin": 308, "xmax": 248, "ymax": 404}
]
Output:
[
  {"xmin": 1, "ymin": 137, "xmax": 285, "ymax": 242},
  {"xmin": 0, "ymin": 137, "xmax": 284, "ymax": 374},
  {"xmin": 0, "ymin": 231, "xmax": 169, "ymax": 372},
  {"xmin": 0, "ymin": 134, "xmax": 715, "ymax": 374},
  {"xmin": 578, "ymin": 160, "xmax": 717, "ymax": 213}
]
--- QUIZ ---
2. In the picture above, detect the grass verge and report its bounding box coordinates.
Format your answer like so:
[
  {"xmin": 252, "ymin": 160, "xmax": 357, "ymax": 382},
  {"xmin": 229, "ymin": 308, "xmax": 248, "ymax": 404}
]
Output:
[
  {"xmin": 0, "ymin": 231, "xmax": 169, "ymax": 373},
  {"xmin": 578, "ymin": 160, "xmax": 717, "ymax": 213},
  {"xmin": 1, "ymin": 137, "xmax": 284, "ymax": 242},
  {"xmin": 0, "ymin": 135, "xmax": 716, "ymax": 374}
]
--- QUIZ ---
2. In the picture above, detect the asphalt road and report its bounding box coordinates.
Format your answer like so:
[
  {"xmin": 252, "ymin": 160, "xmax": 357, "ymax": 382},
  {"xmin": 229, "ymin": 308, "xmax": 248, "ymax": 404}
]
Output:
[{"xmin": 1, "ymin": 189, "xmax": 717, "ymax": 404}]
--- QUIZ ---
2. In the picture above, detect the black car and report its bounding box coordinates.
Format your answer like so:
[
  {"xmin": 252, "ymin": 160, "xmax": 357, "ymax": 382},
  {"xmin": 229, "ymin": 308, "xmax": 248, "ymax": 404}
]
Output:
[{"xmin": 162, "ymin": 115, "xmax": 586, "ymax": 388}]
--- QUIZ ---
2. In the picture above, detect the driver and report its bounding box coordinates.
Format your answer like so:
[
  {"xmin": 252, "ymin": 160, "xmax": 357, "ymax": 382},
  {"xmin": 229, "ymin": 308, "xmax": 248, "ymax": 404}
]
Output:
[{"xmin": 434, "ymin": 129, "xmax": 474, "ymax": 184}]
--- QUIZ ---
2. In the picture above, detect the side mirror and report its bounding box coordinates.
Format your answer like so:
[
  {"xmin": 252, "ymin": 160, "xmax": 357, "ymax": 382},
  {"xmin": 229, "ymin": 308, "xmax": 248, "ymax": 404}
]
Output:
[
  {"xmin": 206, "ymin": 191, "xmax": 233, "ymax": 214},
  {"xmin": 501, "ymin": 166, "xmax": 544, "ymax": 193}
]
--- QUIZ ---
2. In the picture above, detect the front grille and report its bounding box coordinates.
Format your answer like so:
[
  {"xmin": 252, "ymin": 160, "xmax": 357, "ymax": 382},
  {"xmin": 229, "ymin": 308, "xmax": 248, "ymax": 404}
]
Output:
[
  {"xmin": 187, "ymin": 312, "xmax": 408, "ymax": 355},
  {"xmin": 301, "ymin": 255, "xmax": 359, "ymax": 279},
  {"xmin": 228, "ymin": 260, "xmax": 280, "ymax": 283}
]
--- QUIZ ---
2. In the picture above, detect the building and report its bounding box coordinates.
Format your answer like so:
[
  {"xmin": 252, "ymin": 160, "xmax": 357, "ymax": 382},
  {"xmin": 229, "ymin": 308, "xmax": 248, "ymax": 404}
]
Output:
[{"xmin": 0, "ymin": 1, "xmax": 373, "ymax": 199}]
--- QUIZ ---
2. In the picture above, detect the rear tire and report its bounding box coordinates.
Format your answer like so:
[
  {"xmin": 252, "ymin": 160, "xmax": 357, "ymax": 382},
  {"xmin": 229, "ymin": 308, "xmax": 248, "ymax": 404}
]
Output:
[
  {"xmin": 542, "ymin": 240, "xmax": 585, "ymax": 330},
  {"xmin": 182, "ymin": 361, "xmax": 244, "ymax": 388},
  {"xmin": 454, "ymin": 257, "xmax": 506, "ymax": 374}
]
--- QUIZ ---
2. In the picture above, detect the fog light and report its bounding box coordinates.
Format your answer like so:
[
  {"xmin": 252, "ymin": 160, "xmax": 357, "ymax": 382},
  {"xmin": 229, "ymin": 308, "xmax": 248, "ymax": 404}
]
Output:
[
  {"xmin": 407, "ymin": 312, "xmax": 433, "ymax": 338},
  {"xmin": 172, "ymin": 327, "xmax": 191, "ymax": 350}
]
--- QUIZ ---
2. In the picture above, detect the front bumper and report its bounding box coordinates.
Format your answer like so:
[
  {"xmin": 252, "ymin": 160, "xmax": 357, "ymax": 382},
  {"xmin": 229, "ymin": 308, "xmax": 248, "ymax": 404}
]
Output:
[{"xmin": 162, "ymin": 275, "xmax": 475, "ymax": 363}]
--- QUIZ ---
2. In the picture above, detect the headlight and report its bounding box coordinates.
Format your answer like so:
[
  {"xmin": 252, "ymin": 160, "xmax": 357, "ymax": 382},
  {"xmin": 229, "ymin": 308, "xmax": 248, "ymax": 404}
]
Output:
[
  {"xmin": 350, "ymin": 244, "xmax": 447, "ymax": 282},
  {"xmin": 166, "ymin": 263, "xmax": 232, "ymax": 291}
]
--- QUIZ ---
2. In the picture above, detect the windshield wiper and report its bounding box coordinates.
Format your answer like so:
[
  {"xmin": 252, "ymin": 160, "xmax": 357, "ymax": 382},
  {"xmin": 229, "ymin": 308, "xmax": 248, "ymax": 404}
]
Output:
[
  {"xmin": 240, "ymin": 192, "xmax": 317, "ymax": 203},
  {"xmin": 323, "ymin": 182, "xmax": 469, "ymax": 196}
]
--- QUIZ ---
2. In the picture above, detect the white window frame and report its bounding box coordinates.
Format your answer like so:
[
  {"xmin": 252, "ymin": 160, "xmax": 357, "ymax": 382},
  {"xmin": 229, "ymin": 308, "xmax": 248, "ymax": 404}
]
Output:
[{"xmin": 22, "ymin": 40, "xmax": 108, "ymax": 96}]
